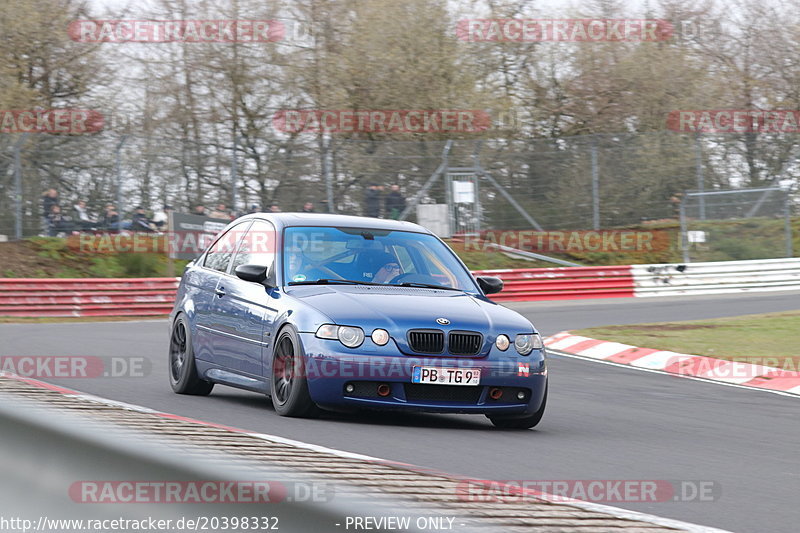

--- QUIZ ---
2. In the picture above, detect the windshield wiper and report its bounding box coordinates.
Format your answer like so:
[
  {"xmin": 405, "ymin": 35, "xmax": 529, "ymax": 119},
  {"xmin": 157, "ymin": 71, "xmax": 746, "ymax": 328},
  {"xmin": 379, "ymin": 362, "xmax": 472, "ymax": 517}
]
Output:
[
  {"xmin": 288, "ymin": 279, "xmax": 382, "ymax": 286},
  {"xmin": 392, "ymin": 282, "xmax": 461, "ymax": 291}
]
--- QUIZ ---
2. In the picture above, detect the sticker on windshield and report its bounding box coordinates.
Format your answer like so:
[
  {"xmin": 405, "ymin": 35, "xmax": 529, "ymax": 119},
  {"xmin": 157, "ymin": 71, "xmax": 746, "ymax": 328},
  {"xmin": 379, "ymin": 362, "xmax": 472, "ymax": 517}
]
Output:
[{"xmin": 292, "ymin": 274, "xmax": 307, "ymax": 282}]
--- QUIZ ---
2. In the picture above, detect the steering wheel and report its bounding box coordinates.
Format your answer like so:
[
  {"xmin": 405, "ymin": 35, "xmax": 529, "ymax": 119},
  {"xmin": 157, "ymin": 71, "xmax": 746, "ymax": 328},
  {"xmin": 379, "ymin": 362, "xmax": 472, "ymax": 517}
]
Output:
[{"xmin": 389, "ymin": 273, "xmax": 441, "ymax": 285}]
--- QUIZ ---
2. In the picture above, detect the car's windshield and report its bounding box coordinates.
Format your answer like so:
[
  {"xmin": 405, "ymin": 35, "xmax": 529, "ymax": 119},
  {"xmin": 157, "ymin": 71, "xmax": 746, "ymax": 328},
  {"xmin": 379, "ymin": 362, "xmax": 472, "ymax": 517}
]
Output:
[{"xmin": 283, "ymin": 226, "xmax": 477, "ymax": 292}]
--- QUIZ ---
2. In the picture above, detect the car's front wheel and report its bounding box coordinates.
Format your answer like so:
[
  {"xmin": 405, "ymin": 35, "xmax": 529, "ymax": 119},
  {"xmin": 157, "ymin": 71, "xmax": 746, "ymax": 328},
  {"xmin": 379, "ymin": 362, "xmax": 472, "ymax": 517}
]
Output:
[
  {"xmin": 488, "ymin": 384, "xmax": 547, "ymax": 429},
  {"xmin": 169, "ymin": 315, "xmax": 214, "ymax": 395},
  {"xmin": 270, "ymin": 327, "xmax": 319, "ymax": 418}
]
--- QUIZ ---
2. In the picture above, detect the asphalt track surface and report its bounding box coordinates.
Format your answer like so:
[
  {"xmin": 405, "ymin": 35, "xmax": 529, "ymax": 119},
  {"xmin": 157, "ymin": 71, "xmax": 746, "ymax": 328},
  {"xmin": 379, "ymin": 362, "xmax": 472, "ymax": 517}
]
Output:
[{"xmin": 2, "ymin": 291, "xmax": 799, "ymax": 533}]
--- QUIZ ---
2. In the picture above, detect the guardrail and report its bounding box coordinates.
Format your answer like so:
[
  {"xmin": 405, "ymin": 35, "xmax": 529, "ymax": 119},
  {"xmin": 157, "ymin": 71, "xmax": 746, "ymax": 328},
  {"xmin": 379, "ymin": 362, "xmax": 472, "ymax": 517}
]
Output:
[
  {"xmin": 1, "ymin": 258, "xmax": 798, "ymax": 316},
  {"xmin": 0, "ymin": 278, "xmax": 178, "ymax": 317},
  {"xmin": 632, "ymin": 258, "xmax": 800, "ymax": 297},
  {"xmin": 473, "ymin": 266, "xmax": 635, "ymax": 301}
]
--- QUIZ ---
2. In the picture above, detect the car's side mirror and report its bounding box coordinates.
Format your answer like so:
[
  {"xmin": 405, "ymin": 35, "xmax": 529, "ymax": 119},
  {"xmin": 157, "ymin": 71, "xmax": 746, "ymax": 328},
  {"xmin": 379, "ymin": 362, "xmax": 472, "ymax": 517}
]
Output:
[
  {"xmin": 234, "ymin": 264, "xmax": 275, "ymax": 287},
  {"xmin": 476, "ymin": 276, "xmax": 503, "ymax": 295}
]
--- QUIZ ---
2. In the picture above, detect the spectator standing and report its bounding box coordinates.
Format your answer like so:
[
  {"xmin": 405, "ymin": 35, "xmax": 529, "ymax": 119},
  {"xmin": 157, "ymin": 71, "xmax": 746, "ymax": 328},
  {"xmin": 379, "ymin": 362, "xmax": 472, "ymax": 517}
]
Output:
[
  {"xmin": 193, "ymin": 204, "xmax": 207, "ymax": 216},
  {"xmin": 269, "ymin": 204, "xmax": 281, "ymax": 213},
  {"xmin": 41, "ymin": 188, "xmax": 59, "ymax": 234},
  {"xmin": 385, "ymin": 184, "xmax": 406, "ymax": 220},
  {"xmin": 248, "ymin": 204, "xmax": 261, "ymax": 214},
  {"xmin": 364, "ymin": 184, "xmax": 383, "ymax": 218},
  {"xmin": 302, "ymin": 201, "xmax": 314, "ymax": 213}
]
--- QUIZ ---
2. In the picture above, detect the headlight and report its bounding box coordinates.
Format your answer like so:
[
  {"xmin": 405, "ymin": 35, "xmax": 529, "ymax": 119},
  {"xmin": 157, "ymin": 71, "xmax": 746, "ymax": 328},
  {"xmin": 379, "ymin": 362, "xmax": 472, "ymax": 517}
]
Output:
[
  {"xmin": 514, "ymin": 333, "xmax": 543, "ymax": 355},
  {"xmin": 495, "ymin": 334, "xmax": 510, "ymax": 351},
  {"xmin": 337, "ymin": 326, "xmax": 365, "ymax": 348},
  {"xmin": 315, "ymin": 324, "xmax": 365, "ymax": 348},
  {"xmin": 371, "ymin": 328, "xmax": 390, "ymax": 346}
]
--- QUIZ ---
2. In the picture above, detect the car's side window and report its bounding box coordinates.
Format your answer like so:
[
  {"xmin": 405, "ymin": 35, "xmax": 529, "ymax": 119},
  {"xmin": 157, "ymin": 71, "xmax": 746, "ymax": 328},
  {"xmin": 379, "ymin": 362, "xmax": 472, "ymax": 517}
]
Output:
[
  {"xmin": 391, "ymin": 244, "xmax": 416, "ymax": 273},
  {"xmin": 230, "ymin": 220, "xmax": 276, "ymax": 275},
  {"xmin": 203, "ymin": 222, "xmax": 249, "ymax": 273}
]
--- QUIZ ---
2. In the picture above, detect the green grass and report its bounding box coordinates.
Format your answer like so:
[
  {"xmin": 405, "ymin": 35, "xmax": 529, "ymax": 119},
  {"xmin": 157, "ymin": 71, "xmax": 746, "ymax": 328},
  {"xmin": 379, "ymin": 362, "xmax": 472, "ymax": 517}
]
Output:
[{"xmin": 573, "ymin": 311, "xmax": 800, "ymax": 370}]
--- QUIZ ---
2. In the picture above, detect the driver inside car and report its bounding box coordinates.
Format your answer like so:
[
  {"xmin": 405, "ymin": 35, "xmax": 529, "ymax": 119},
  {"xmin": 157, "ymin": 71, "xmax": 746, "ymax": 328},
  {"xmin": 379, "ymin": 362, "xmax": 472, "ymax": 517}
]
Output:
[{"xmin": 371, "ymin": 252, "xmax": 403, "ymax": 283}]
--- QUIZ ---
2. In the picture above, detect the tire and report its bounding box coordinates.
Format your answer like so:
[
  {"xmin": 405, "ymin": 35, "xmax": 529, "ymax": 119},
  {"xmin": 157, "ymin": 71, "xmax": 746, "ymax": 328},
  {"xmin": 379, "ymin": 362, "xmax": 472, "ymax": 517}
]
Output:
[
  {"xmin": 169, "ymin": 315, "xmax": 214, "ymax": 395},
  {"xmin": 488, "ymin": 384, "xmax": 547, "ymax": 429},
  {"xmin": 270, "ymin": 327, "xmax": 319, "ymax": 418}
]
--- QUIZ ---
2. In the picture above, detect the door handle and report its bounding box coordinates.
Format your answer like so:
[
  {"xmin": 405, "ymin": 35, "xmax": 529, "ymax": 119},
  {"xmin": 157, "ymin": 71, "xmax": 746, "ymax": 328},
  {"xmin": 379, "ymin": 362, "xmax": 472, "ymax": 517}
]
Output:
[{"xmin": 215, "ymin": 287, "xmax": 226, "ymax": 297}]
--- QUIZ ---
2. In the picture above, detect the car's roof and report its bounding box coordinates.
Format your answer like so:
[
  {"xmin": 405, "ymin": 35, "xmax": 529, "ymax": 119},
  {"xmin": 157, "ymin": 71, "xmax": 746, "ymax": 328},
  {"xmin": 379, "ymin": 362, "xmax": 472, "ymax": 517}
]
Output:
[{"xmin": 236, "ymin": 212, "xmax": 432, "ymax": 234}]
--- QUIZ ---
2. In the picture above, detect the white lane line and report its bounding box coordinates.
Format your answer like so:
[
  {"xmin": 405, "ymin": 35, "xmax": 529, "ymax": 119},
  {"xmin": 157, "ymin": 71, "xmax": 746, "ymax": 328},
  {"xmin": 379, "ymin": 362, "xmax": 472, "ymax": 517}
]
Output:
[{"xmin": 549, "ymin": 348, "xmax": 800, "ymax": 399}]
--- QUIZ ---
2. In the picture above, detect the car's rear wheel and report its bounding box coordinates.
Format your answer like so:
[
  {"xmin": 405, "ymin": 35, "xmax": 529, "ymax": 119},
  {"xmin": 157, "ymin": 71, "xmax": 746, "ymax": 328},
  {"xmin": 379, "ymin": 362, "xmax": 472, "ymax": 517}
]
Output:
[
  {"xmin": 488, "ymin": 384, "xmax": 547, "ymax": 429},
  {"xmin": 271, "ymin": 327, "xmax": 319, "ymax": 418},
  {"xmin": 169, "ymin": 315, "xmax": 214, "ymax": 395}
]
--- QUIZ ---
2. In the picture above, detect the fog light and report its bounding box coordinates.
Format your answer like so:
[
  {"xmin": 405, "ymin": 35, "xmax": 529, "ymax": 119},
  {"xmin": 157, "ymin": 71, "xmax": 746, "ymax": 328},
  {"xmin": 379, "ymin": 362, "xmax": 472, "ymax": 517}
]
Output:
[
  {"xmin": 517, "ymin": 391, "xmax": 526, "ymax": 400},
  {"xmin": 345, "ymin": 383, "xmax": 355, "ymax": 393},
  {"xmin": 371, "ymin": 328, "xmax": 390, "ymax": 346},
  {"xmin": 495, "ymin": 334, "xmax": 510, "ymax": 351}
]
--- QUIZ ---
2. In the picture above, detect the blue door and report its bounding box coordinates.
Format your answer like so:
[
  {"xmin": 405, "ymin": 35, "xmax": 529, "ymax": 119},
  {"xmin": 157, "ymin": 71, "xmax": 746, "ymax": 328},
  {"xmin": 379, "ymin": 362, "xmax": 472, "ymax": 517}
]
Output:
[
  {"xmin": 193, "ymin": 221, "xmax": 250, "ymax": 367},
  {"xmin": 208, "ymin": 219, "xmax": 278, "ymax": 377}
]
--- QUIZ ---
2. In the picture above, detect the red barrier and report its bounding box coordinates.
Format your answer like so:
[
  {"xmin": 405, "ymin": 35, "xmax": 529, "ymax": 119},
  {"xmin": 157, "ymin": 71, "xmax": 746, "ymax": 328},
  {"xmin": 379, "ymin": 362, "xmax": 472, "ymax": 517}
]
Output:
[
  {"xmin": 0, "ymin": 278, "xmax": 179, "ymax": 317},
  {"xmin": 473, "ymin": 266, "xmax": 635, "ymax": 301},
  {"xmin": 0, "ymin": 266, "xmax": 635, "ymax": 317}
]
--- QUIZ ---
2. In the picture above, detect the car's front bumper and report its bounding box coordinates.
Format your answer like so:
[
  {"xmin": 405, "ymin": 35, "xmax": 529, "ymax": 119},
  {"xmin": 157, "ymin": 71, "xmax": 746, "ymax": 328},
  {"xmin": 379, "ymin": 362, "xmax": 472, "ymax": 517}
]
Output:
[{"xmin": 298, "ymin": 333, "xmax": 547, "ymax": 415}]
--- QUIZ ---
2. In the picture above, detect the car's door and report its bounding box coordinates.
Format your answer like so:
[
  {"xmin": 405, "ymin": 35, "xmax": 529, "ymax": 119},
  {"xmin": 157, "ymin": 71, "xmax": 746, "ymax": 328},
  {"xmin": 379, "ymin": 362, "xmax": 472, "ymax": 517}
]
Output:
[
  {"xmin": 193, "ymin": 221, "xmax": 250, "ymax": 365},
  {"xmin": 208, "ymin": 219, "xmax": 278, "ymax": 377}
]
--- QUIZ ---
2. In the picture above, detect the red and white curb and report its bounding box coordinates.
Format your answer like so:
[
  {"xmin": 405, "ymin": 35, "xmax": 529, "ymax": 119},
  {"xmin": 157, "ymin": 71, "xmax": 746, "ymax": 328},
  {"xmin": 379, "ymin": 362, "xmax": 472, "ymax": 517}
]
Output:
[{"xmin": 545, "ymin": 332, "xmax": 800, "ymax": 396}]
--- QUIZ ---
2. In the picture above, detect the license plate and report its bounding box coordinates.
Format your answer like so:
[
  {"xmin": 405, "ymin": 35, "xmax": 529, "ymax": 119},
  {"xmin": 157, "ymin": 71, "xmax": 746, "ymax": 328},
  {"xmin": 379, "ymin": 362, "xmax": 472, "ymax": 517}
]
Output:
[{"xmin": 412, "ymin": 366, "xmax": 481, "ymax": 386}]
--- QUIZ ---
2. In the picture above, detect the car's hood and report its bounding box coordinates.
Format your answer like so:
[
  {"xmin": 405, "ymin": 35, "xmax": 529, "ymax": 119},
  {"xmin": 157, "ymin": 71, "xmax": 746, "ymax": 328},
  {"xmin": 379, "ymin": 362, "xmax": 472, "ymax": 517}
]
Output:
[{"xmin": 286, "ymin": 285, "xmax": 534, "ymax": 355}]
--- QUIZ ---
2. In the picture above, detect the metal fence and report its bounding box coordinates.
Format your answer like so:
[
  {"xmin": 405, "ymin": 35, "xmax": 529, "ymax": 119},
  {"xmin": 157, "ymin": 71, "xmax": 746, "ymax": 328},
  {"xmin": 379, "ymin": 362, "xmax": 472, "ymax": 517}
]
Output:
[
  {"xmin": 1, "ymin": 131, "xmax": 797, "ymax": 245},
  {"xmin": 680, "ymin": 187, "xmax": 794, "ymax": 262}
]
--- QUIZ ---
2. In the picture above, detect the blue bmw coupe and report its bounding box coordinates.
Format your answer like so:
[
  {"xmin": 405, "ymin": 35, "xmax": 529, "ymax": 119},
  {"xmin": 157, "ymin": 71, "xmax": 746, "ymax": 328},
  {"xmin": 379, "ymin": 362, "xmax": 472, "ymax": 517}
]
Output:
[{"xmin": 169, "ymin": 213, "xmax": 547, "ymax": 428}]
